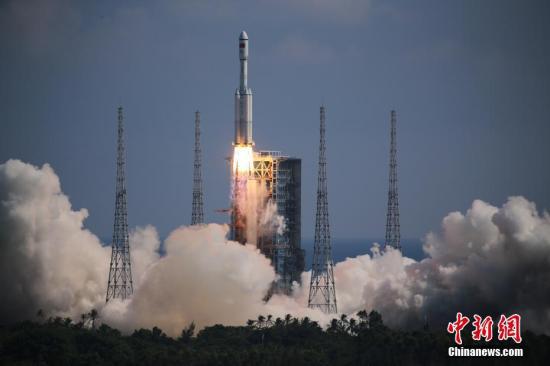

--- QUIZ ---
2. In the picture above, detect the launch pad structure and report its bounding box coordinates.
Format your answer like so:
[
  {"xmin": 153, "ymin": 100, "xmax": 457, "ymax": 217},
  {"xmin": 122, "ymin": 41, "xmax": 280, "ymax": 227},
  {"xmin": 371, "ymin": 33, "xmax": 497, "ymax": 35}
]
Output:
[
  {"xmin": 230, "ymin": 150, "xmax": 304, "ymax": 294},
  {"xmin": 229, "ymin": 31, "xmax": 304, "ymax": 294},
  {"xmin": 255, "ymin": 151, "xmax": 303, "ymax": 292}
]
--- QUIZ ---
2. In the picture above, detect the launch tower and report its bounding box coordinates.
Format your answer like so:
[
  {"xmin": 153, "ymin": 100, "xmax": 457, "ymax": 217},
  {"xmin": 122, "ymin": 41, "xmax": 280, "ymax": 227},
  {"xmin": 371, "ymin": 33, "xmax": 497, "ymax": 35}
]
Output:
[
  {"xmin": 307, "ymin": 106, "xmax": 337, "ymax": 314},
  {"xmin": 384, "ymin": 110, "xmax": 401, "ymax": 251},
  {"xmin": 106, "ymin": 107, "xmax": 134, "ymax": 302},
  {"xmin": 191, "ymin": 110, "xmax": 204, "ymax": 225}
]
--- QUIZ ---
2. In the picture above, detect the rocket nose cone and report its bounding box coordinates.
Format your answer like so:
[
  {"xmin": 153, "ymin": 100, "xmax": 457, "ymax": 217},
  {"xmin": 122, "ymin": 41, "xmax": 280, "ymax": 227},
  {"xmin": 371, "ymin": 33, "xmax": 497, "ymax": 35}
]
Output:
[{"xmin": 239, "ymin": 31, "xmax": 249, "ymax": 40}]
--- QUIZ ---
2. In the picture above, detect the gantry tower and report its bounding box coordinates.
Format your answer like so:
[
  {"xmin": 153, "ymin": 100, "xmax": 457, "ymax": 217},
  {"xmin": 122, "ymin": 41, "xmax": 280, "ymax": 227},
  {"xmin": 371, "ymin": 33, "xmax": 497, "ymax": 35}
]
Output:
[
  {"xmin": 106, "ymin": 107, "xmax": 133, "ymax": 302},
  {"xmin": 191, "ymin": 110, "xmax": 204, "ymax": 225},
  {"xmin": 384, "ymin": 110, "xmax": 401, "ymax": 251},
  {"xmin": 308, "ymin": 106, "xmax": 337, "ymax": 314}
]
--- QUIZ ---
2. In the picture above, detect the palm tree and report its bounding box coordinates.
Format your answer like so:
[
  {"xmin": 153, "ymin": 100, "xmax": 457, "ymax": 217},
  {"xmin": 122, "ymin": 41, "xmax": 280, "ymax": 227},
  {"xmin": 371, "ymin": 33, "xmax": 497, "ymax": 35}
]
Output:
[
  {"xmin": 180, "ymin": 322, "xmax": 195, "ymax": 343},
  {"xmin": 357, "ymin": 310, "xmax": 368, "ymax": 322},
  {"xmin": 348, "ymin": 318, "xmax": 357, "ymax": 335},
  {"xmin": 257, "ymin": 315, "xmax": 266, "ymax": 328},
  {"xmin": 89, "ymin": 309, "xmax": 98, "ymax": 330},
  {"xmin": 368, "ymin": 310, "xmax": 384, "ymax": 329},
  {"xmin": 328, "ymin": 318, "xmax": 339, "ymax": 333}
]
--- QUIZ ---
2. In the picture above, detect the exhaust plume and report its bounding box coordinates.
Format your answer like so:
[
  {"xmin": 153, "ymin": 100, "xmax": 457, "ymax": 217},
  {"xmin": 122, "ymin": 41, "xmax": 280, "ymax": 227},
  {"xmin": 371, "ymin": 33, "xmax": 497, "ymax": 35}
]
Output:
[
  {"xmin": 330, "ymin": 197, "xmax": 550, "ymax": 333},
  {"xmin": 0, "ymin": 160, "xmax": 109, "ymax": 322},
  {"xmin": 1, "ymin": 160, "xmax": 550, "ymax": 336}
]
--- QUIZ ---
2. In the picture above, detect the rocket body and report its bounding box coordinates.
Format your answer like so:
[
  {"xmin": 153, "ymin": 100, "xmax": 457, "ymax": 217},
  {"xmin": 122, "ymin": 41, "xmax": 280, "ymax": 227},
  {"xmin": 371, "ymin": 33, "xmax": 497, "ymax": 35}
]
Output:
[{"xmin": 234, "ymin": 31, "xmax": 253, "ymax": 146}]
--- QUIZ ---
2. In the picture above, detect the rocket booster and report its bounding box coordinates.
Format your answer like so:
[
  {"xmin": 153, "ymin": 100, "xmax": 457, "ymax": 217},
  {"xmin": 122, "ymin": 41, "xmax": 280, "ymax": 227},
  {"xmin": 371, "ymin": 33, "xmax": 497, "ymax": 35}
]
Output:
[{"xmin": 234, "ymin": 31, "xmax": 253, "ymax": 146}]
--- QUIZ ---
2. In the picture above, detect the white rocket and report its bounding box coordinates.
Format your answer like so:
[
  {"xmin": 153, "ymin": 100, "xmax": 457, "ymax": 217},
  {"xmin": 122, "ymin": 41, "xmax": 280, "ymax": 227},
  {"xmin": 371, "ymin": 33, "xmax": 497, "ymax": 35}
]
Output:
[{"xmin": 234, "ymin": 31, "xmax": 253, "ymax": 146}]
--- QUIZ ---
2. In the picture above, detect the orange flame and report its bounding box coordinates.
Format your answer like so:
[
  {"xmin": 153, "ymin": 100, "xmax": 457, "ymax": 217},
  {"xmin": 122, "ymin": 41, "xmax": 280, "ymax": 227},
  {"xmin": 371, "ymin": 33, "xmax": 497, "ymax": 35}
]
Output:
[{"xmin": 233, "ymin": 146, "xmax": 253, "ymax": 175}]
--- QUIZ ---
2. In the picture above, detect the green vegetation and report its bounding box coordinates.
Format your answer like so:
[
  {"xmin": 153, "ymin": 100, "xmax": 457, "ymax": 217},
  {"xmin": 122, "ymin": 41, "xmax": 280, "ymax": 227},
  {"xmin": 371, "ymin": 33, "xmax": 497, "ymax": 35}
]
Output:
[{"xmin": 0, "ymin": 311, "xmax": 547, "ymax": 365}]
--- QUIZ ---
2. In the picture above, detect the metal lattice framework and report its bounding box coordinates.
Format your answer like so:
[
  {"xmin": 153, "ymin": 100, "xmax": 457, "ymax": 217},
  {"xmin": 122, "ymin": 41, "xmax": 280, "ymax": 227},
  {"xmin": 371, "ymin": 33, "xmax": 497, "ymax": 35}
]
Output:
[
  {"xmin": 308, "ymin": 106, "xmax": 337, "ymax": 314},
  {"xmin": 191, "ymin": 110, "xmax": 204, "ymax": 225},
  {"xmin": 384, "ymin": 110, "xmax": 401, "ymax": 251},
  {"xmin": 106, "ymin": 107, "xmax": 133, "ymax": 302}
]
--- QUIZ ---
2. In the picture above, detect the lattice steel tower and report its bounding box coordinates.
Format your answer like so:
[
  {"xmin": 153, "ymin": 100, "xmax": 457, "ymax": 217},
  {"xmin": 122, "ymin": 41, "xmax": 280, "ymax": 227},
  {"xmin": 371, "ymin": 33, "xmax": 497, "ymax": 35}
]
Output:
[
  {"xmin": 106, "ymin": 106, "xmax": 133, "ymax": 302},
  {"xmin": 384, "ymin": 110, "xmax": 401, "ymax": 251},
  {"xmin": 308, "ymin": 106, "xmax": 337, "ymax": 314},
  {"xmin": 191, "ymin": 110, "xmax": 204, "ymax": 225}
]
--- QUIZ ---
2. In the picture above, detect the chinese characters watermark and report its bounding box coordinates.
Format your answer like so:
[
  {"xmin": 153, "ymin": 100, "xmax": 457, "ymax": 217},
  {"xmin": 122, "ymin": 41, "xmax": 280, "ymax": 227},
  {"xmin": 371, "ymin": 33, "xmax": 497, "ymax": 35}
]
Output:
[{"xmin": 447, "ymin": 313, "xmax": 522, "ymax": 345}]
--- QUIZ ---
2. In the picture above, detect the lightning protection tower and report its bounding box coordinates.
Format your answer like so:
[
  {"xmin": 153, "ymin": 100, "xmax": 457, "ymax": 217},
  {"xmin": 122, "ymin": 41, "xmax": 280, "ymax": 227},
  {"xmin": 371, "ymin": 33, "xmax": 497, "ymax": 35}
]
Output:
[
  {"xmin": 191, "ymin": 110, "xmax": 204, "ymax": 225},
  {"xmin": 384, "ymin": 110, "xmax": 401, "ymax": 251},
  {"xmin": 308, "ymin": 106, "xmax": 337, "ymax": 314},
  {"xmin": 106, "ymin": 107, "xmax": 134, "ymax": 302}
]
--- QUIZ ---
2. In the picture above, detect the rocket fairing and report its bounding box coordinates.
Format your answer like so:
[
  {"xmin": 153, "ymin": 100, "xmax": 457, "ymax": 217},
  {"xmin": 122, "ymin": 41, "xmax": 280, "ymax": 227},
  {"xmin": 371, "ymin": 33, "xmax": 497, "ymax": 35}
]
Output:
[{"xmin": 234, "ymin": 31, "xmax": 253, "ymax": 146}]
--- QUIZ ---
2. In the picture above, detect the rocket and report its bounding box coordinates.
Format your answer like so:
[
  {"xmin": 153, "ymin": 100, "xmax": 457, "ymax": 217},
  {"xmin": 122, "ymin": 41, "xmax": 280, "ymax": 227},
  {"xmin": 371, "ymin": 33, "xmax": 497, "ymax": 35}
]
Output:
[{"xmin": 234, "ymin": 31, "xmax": 253, "ymax": 146}]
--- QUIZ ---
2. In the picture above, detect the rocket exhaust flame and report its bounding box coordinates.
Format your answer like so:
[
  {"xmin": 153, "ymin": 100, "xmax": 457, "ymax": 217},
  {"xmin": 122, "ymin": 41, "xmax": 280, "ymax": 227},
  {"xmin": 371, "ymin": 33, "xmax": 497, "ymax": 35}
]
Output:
[
  {"xmin": 232, "ymin": 145, "xmax": 254, "ymax": 175},
  {"xmin": 231, "ymin": 145, "xmax": 255, "ymax": 244}
]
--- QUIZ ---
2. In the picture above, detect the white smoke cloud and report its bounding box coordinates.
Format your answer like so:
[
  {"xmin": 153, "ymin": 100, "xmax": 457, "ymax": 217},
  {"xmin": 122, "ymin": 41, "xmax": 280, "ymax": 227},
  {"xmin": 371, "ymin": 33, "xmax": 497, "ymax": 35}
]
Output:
[
  {"xmin": 0, "ymin": 160, "xmax": 323, "ymax": 334},
  {"xmin": 0, "ymin": 159, "xmax": 109, "ymax": 322},
  {"xmin": 259, "ymin": 200, "xmax": 286, "ymax": 237},
  {"xmin": 104, "ymin": 224, "xmax": 276, "ymax": 335},
  {"xmin": 2, "ymin": 159, "xmax": 550, "ymax": 336},
  {"xmin": 129, "ymin": 225, "xmax": 161, "ymax": 288},
  {"xmin": 232, "ymin": 169, "xmax": 286, "ymax": 244},
  {"xmin": 103, "ymin": 223, "xmax": 329, "ymax": 335},
  {"xmin": 331, "ymin": 197, "xmax": 550, "ymax": 333}
]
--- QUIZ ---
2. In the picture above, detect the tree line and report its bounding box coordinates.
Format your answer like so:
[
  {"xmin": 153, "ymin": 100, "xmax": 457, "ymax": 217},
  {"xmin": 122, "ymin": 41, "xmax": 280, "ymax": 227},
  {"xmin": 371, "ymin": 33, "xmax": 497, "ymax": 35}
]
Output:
[{"xmin": 0, "ymin": 310, "xmax": 548, "ymax": 365}]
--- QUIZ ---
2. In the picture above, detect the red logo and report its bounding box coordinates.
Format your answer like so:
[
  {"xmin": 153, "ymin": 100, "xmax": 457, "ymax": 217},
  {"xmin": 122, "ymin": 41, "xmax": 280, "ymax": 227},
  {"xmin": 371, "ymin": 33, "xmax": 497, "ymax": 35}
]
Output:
[
  {"xmin": 447, "ymin": 313, "xmax": 522, "ymax": 344},
  {"xmin": 497, "ymin": 314, "xmax": 522, "ymax": 344},
  {"xmin": 447, "ymin": 312, "xmax": 470, "ymax": 345},
  {"xmin": 472, "ymin": 314, "xmax": 494, "ymax": 342}
]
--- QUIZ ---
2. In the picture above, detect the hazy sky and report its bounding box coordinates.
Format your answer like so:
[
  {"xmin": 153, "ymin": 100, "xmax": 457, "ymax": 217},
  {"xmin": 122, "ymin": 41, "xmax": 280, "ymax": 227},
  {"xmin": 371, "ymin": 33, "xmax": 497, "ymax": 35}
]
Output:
[{"xmin": 1, "ymin": 0, "xmax": 549, "ymax": 240}]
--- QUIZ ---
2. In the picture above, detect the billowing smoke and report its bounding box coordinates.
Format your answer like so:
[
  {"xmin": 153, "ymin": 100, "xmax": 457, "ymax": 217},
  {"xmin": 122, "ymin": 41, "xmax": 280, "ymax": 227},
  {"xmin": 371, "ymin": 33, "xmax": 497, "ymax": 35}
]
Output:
[
  {"xmin": 329, "ymin": 197, "xmax": 550, "ymax": 333},
  {"xmin": 0, "ymin": 159, "xmax": 320, "ymax": 333},
  {"xmin": 128, "ymin": 225, "xmax": 161, "ymax": 288},
  {"xmin": 259, "ymin": 199, "xmax": 286, "ymax": 237},
  {"xmin": 0, "ymin": 159, "xmax": 109, "ymax": 322},
  {"xmin": 1, "ymin": 159, "xmax": 550, "ymax": 336},
  {"xmin": 103, "ymin": 224, "xmax": 313, "ymax": 335},
  {"xmin": 0, "ymin": 160, "xmax": 162, "ymax": 322}
]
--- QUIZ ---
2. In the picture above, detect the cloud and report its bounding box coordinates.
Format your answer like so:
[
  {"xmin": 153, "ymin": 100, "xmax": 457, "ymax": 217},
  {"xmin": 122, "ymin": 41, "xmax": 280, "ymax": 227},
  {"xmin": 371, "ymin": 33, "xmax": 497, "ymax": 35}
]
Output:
[
  {"xmin": 0, "ymin": 159, "xmax": 108, "ymax": 322},
  {"xmin": 129, "ymin": 225, "xmax": 161, "ymax": 288},
  {"xmin": 0, "ymin": 160, "xmax": 326, "ymax": 335},
  {"xmin": 105, "ymin": 224, "xmax": 276, "ymax": 334},
  {"xmin": 332, "ymin": 197, "xmax": 550, "ymax": 333}
]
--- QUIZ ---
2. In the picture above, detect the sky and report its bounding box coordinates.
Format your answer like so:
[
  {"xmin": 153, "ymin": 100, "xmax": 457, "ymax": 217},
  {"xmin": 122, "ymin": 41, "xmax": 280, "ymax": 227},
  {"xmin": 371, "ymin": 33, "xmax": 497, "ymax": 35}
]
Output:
[{"xmin": 1, "ymin": 0, "xmax": 549, "ymax": 241}]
